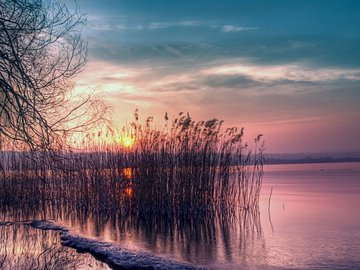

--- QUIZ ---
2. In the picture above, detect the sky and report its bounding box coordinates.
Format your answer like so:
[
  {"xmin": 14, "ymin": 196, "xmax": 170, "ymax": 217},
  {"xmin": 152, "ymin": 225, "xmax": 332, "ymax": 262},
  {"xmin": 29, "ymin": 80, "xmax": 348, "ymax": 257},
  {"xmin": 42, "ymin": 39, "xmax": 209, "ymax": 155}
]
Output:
[{"xmin": 70, "ymin": 0, "xmax": 360, "ymax": 153}]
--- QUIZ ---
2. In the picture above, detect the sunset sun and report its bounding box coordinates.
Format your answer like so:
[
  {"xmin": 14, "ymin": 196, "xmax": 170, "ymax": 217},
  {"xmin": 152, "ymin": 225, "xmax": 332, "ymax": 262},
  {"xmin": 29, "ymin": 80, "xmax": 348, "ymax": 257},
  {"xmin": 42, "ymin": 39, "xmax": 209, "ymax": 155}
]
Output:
[{"xmin": 121, "ymin": 135, "xmax": 134, "ymax": 148}]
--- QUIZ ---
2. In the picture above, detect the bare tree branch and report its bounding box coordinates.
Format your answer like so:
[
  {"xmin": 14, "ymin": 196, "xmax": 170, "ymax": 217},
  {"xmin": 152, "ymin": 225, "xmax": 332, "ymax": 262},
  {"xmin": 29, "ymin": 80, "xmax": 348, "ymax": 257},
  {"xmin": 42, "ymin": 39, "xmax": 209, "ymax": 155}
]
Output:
[{"xmin": 0, "ymin": 0, "xmax": 105, "ymax": 151}]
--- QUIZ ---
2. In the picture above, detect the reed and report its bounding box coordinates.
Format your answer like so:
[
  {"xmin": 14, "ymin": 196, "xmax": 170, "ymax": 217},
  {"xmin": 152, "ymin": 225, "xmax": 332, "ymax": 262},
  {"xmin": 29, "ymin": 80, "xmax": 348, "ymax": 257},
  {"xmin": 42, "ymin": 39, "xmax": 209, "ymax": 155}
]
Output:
[{"xmin": 0, "ymin": 112, "xmax": 265, "ymax": 217}]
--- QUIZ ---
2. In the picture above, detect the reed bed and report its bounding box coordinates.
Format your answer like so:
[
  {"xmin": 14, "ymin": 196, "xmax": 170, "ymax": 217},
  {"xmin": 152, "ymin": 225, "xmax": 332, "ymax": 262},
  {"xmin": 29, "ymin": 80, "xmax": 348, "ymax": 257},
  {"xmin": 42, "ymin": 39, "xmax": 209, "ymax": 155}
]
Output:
[{"xmin": 0, "ymin": 113, "xmax": 265, "ymax": 217}]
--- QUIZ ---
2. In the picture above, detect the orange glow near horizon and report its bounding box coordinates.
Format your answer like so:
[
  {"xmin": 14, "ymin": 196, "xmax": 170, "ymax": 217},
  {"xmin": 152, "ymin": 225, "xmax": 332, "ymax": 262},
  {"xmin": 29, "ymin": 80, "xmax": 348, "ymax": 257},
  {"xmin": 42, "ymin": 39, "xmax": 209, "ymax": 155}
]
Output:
[
  {"xmin": 123, "ymin": 136, "xmax": 134, "ymax": 148},
  {"xmin": 66, "ymin": 127, "xmax": 137, "ymax": 151},
  {"xmin": 117, "ymin": 135, "xmax": 135, "ymax": 148}
]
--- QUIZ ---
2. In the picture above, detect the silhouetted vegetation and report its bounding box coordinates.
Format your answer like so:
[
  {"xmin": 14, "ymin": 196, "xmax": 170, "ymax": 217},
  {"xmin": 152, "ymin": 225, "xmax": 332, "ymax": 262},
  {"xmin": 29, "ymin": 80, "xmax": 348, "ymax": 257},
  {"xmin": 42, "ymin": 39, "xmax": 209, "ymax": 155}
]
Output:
[
  {"xmin": 0, "ymin": 0, "xmax": 105, "ymax": 152},
  {"xmin": 0, "ymin": 113, "xmax": 265, "ymax": 217}
]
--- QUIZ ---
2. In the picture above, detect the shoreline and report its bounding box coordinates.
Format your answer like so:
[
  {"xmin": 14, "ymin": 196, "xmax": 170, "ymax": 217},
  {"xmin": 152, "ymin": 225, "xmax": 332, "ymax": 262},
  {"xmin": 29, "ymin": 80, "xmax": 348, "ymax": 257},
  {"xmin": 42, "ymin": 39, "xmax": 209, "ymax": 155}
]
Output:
[{"xmin": 0, "ymin": 220, "xmax": 204, "ymax": 270}]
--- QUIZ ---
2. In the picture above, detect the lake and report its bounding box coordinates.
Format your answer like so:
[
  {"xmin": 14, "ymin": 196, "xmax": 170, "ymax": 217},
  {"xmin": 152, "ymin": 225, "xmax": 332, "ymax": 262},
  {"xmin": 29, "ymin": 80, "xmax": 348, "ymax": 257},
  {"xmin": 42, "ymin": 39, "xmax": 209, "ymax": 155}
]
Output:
[{"xmin": 1, "ymin": 162, "xmax": 360, "ymax": 269}]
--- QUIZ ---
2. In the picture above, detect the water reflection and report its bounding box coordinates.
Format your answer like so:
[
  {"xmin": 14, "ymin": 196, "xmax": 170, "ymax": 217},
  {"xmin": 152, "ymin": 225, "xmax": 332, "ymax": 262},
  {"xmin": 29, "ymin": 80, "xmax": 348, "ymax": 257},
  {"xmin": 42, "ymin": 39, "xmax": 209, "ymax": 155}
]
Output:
[
  {"xmin": 1, "ymin": 202, "xmax": 265, "ymax": 269},
  {"xmin": 260, "ymin": 162, "xmax": 360, "ymax": 270},
  {"xmin": 2, "ymin": 162, "xmax": 360, "ymax": 269},
  {"xmin": 0, "ymin": 223, "xmax": 109, "ymax": 270},
  {"xmin": 0, "ymin": 161, "xmax": 266, "ymax": 268}
]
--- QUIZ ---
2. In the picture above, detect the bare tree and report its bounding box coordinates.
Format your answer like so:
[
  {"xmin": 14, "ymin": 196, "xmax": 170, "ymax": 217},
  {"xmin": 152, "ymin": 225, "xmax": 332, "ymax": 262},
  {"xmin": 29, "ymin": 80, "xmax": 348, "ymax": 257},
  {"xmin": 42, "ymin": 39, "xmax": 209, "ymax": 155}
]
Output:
[{"xmin": 0, "ymin": 0, "xmax": 105, "ymax": 151}]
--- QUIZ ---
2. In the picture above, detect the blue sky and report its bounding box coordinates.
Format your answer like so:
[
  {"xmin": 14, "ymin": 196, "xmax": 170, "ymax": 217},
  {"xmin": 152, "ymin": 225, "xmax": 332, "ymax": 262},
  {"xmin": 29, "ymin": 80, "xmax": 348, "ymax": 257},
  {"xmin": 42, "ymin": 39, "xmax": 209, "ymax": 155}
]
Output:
[{"xmin": 71, "ymin": 0, "xmax": 360, "ymax": 153}]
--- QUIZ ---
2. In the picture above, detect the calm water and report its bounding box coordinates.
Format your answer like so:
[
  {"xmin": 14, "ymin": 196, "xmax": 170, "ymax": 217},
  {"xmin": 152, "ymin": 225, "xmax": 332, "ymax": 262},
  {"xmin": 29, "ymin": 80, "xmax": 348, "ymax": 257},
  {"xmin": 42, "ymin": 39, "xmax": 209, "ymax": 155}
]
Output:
[
  {"xmin": 0, "ymin": 223, "xmax": 109, "ymax": 269},
  {"xmin": 1, "ymin": 162, "xmax": 360, "ymax": 269},
  {"xmin": 258, "ymin": 162, "xmax": 360, "ymax": 270}
]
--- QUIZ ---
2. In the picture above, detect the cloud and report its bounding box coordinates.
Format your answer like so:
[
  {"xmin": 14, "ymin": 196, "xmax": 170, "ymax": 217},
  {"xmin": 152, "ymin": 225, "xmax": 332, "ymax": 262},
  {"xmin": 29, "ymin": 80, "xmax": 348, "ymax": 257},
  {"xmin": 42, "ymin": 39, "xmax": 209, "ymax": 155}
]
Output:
[
  {"xmin": 88, "ymin": 21, "xmax": 144, "ymax": 31},
  {"xmin": 76, "ymin": 58, "xmax": 360, "ymax": 103},
  {"xmin": 148, "ymin": 22, "xmax": 172, "ymax": 30},
  {"xmin": 202, "ymin": 62, "xmax": 360, "ymax": 83},
  {"xmin": 201, "ymin": 74, "xmax": 261, "ymax": 89},
  {"xmin": 221, "ymin": 25, "xmax": 259, "ymax": 32},
  {"xmin": 76, "ymin": 56, "xmax": 360, "ymax": 105},
  {"xmin": 88, "ymin": 16, "xmax": 258, "ymax": 36},
  {"xmin": 149, "ymin": 21, "xmax": 202, "ymax": 29},
  {"xmin": 87, "ymin": 16, "xmax": 204, "ymax": 32}
]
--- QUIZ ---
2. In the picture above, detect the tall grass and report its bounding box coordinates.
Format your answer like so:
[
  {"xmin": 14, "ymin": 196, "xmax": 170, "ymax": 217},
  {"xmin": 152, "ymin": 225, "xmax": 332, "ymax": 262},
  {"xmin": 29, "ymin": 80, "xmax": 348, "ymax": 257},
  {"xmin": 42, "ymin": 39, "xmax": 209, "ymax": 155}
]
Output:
[{"xmin": 0, "ymin": 113, "xmax": 265, "ymax": 217}]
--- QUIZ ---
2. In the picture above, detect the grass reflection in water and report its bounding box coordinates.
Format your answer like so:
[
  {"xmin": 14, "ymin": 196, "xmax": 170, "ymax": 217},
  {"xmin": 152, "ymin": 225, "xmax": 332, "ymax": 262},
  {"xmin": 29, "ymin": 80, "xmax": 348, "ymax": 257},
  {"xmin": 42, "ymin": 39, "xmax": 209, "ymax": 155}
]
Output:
[{"xmin": 0, "ymin": 223, "xmax": 109, "ymax": 270}]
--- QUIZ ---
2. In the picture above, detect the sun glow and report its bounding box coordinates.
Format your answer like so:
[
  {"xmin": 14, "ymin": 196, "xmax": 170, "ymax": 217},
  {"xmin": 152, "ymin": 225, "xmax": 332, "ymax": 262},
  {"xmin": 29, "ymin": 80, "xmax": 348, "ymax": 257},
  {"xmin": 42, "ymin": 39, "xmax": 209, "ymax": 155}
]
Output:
[
  {"xmin": 67, "ymin": 128, "xmax": 136, "ymax": 150},
  {"xmin": 121, "ymin": 135, "xmax": 134, "ymax": 148}
]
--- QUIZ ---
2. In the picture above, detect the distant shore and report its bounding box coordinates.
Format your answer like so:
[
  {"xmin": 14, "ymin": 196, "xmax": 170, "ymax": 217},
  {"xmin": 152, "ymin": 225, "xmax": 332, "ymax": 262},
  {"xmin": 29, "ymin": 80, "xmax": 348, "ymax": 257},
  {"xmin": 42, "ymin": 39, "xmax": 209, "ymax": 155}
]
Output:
[{"xmin": 265, "ymin": 156, "xmax": 360, "ymax": 165}]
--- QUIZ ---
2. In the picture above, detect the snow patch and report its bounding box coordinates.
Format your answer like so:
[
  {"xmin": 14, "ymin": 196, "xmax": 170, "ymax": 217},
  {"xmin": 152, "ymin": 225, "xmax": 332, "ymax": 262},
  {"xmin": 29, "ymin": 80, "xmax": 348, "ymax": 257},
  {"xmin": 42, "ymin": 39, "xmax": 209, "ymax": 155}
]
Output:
[
  {"xmin": 0, "ymin": 221, "xmax": 12, "ymax": 226},
  {"xmin": 1, "ymin": 219, "xmax": 67, "ymax": 230},
  {"xmin": 61, "ymin": 233, "xmax": 203, "ymax": 270},
  {"xmin": 29, "ymin": 220, "xmax": 69, "ymax": 232},
  {"xmin": 10, "ymin": 219, "xmax": 205, "ymax": 269}
]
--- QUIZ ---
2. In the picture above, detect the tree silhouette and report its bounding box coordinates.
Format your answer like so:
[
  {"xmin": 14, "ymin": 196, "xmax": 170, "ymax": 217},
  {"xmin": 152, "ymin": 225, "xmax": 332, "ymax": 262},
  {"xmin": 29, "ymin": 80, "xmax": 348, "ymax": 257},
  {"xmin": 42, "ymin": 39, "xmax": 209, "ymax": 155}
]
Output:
[{"xmin": 0, "ymin": 0, "xmax": 104, "ymax": 151}]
